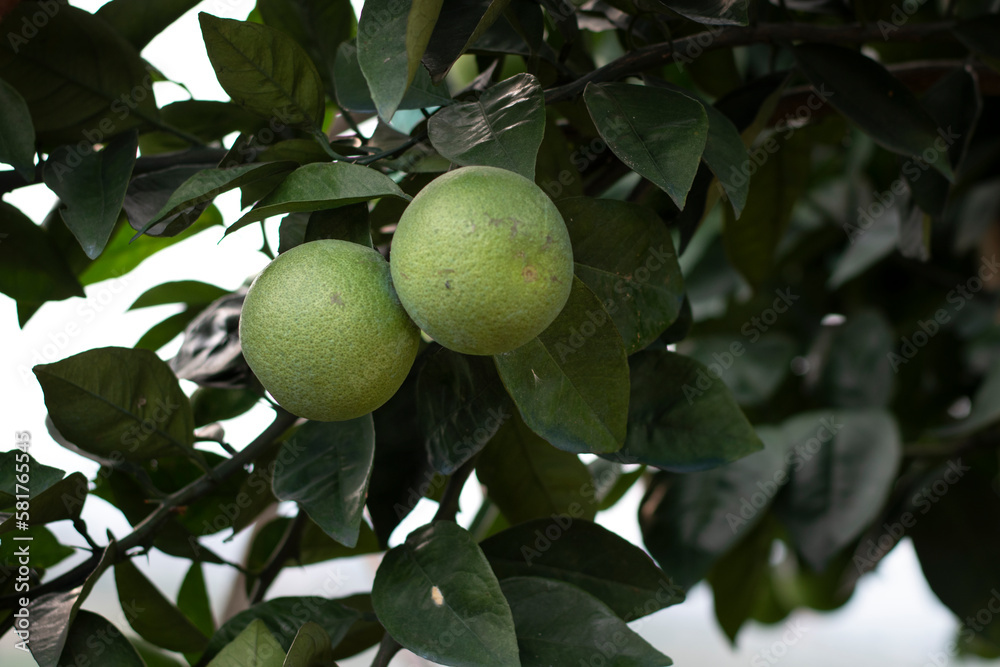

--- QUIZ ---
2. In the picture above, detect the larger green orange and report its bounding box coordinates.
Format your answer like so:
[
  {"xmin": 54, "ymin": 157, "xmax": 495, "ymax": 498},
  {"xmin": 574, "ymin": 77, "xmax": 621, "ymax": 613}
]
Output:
[
  {"xmin": 239, "ymin": 240, "xmax": 420, "ymax": 421},
  {"xmin": 389, "ymin": 166, "xmax": 574, "ymax": 355}
]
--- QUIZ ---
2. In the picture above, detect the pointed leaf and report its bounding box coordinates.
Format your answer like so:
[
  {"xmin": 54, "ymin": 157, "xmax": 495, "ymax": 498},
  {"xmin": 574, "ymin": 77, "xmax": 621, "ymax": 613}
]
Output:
[
  {"xmin": 199, "ymin": 13, "xmax": 325, "ymax": 128},
  {"xmin": 583, "ymin": 82, "xmax": 708, "ymax": 209},
  {"xmin": 97, "ymin": 0, "xmax": 203, "ymax": 51},
  {"xmin": 283, "ymin": 622, "xmax": 339, "ymax": 667},
  {"xmin": 501, "ymin": 577, "xmax": 673, "ymax": 666},
  {"xmin": 372, "ymin": 521, "xmax": 519, "ymax": 667},
  {"xmin": 701, "ymin": 103, "xmax": 749, "ymax": 216},
  {"xmin": 557, "ymin": 198, "xmax": 684, "ymax": 354},
  {"xmin": 33, "ymin": 346, "xmax": 195, "ymax": 461},
  {"xmin": 0, "ymin": 76, "xmax": 35, "ymax": 180},
  {"xmin": 793, "ymin": 43, "xmax": 953, "ymax": 179},
  {"xmin": 0, "ymin": 201, "xmax": 84, "ymax": 303},
  {"xmin": 428, "ymin": 73, "xmax": 544, "ymax": 179},
  {"xmin": 208, "ymin": 619, "xmax": 286, "ymax": 667},
  {"xmin": 229, "ymin": 162, "xmax": 409, "ymax": 232},
  {"xmin": 114, "ymin": 558, "xmax": 209, "ymax": 653},
  {"xmin": 178, "ymin": 562, "xmax": 216, "ymax": 638},
  {"xmin": 357, "ymin": 0, "xmax": 444, "ymax": 119},
  {"xmin": 481, "ymin": 518, "xmax": 683, "ymax": 619},
  {"xmin": 58, "ymin": 611, "xmax": 146, "ymax": 667},
  {"xmin": 43, "ymin": 131, "xmax": 138, "ymax": 259},
  {"xmin": 476, "ymin": 412, "xmax": 596, "ymax": 525},
  {"xmin": 616, "ymin": 350, "xmax": 763, "ymax": 471},
  {"xmin": 494, "ymin": 277, "xmax": 629, "ymax": 454},
  {"xmin": 0, "ymin": 471, "xmax": 88, "ymax": 533},
  {"xmin": 417, "ymin": 346, "xmax": 513, "ymax": 474},
  {"xmin": 333, "ymin": 40, "xmax": 452, "ymax": 114},
  {"xmin": 272, "ymin": 416, "xmax": 375, "ymax": 548},
  {"xmin": 422, "ymin": 0, "xmax": 511, "ymax": 80},
  {"xmin": 130, "ymin": 280, "xmax": 231, "ymax": 310}
]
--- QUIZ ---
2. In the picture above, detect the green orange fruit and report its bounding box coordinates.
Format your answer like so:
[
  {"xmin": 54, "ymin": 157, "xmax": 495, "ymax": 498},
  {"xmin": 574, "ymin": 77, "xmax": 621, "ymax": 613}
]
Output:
[
  {"xmin": 239, "ymin": 239, "xmax": 419, "ymax": 421},
  {"xmin": 389, "ymin": 166, "xmax": 574, "ymax": 355}
]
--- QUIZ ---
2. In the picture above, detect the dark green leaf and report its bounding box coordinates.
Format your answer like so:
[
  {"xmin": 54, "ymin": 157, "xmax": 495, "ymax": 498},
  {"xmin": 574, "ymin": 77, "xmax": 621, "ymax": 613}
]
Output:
[
  {"xmin": 123, "ymin": 165, "xmax": 211, "ymax": 238},
  {"xmin": 0, "ymin": 472, "xmax": 88, "ymax": 533},
  {"xmin": 481, "ymin": 518, "xmax": 683, "ymax": 619},
  {"xmin": 0, "ymin": 3, "xmax": 160, "ymax": 147},
  {"xmin": 0, "ymin": 449, "xmax": 65, "ymax": 507},
  {"xmin": 33, "ymin": 346, "xmax": 195, "ymax": 461},
  {"xmin": 428, "ymin": 73, "xmax": 545, "ymax": 179},
  {"xmin": 706, "ymin": 516, "xmax": 776, "ymax": 642},
  {"xmin": 229, "ymin": 162, "xmax": 409, "ymax": 233},
  {"xmin": 0, "ymin": 201, "xmax": 83, "ymax": 303},
  {"xmin": 0, "ymin": 525, "xmax": 73, "ymax": 569},
  {"xmin": 676, "ymin": 334, "xmax": 795, "ymax": 407},
  {"xmin": 130, "ymin": 280, "xmax": 231, "ymax": 310},
  {"xmin": 501, "ymin": 577, "xmax": 672, "ymax": 666},
  {"xmin": 58, "ymin": 611, "xmax": 145, "ymax": 667},
  {"xmin": 659, "ymin": 0, "xmax": 748, "ymax": 25},
  {"xmin": 191, "ymin": 386, "xmax": 261, "ymax": 427},
  {"xmin": 372, "ymin": 520, "xmax": 519, "ymax": 667},
  {"xmin": 700, "ymin": 102, "xmax": 749, "ymax": 216},
  {"xmin": 476, "ymin": 412, "xmax": 596, "ymax": 525},
  {"xmin": 248, "ymin": 517, "xmax": 380, "ymax": 574},
  {"xmin": 793, "ymin": 43, "xmax": 953, "ymax": 180},
  {"xmin": 282, "ymin": 622, "xmax": 338, "ymax": 667},
  {"xmin": 417, "ymin": 346, "xmax": 512, "ymax": 474},
  {"xmin": 178, "ymin": 562, "xmax": 216, "ymax": 639},
  {"xmin": 557, "ymin": 197, "xmax": 685, "ymax": 354},
  {"xmin": 0, "ymin": 76, "xmax": 35, "ymax": 180},
  {"xmin": 356, "ymin": 0, "xmax": 444, "ymax": 119},
  {"xmin": 272, "ymin": 416, "xmax": 375, "ymax": 548},
  {"xmin": 199, "ymin": 13, "xmax": 325, "ymax": 128},
  {"xmin": 819, "ymin": 310, "xmax": 895, "ymax": 408},
  {"xmin": 583, "ymin": 82, "xmax": 708, "ymax": 209},
  {"xmin": 114, "ymin": 557, "xmax": 210, "ymax": 653},
  {"xmin": 773, "ymin": 410, "xmax": 902, "ymax": 571},
  {"xmin": 208, "ymin": 618, "xmax": 286, "ymax": 667},
  {"xmin": 333, "ymin": 40, "xmax": 452, "ymax": 114},
  {"xmin": 139, "ymin": 101, "xmax": 261, "ymax": 154},
  {"xmin": 617, "ymin": 350, "xmax": 763, "ymax": 471},
  {"xmin": 97, "ymin": 0, "xmax": 203, "ymax": 51},
  {"xmin": 937, "ymin": 358, "xmax": 1000, "ymax": 436},
  {"xmin": 135, "ymin": 309, "xmax": 201, "ymax": 352},
  {"xmin": 494, "ymin": 277, "xmax": 629, "ymax": 454},
  {"xmin": 330, "ymin": 595, "xmax": 384, "ymax": 660},
  {"xmin": 422, "ymin": 0, "xmax": 511, "ymax": 80},
  {"xmin": 203, "ymin": 598, "xmax": 360, "ymax": 663},
  {"xmin": 639, "ymin": 427, "xmax": 788, "ymax": 590},
  {"xmin": 43, "ymin": 131, "xmax": 138, "ymax": 259}
]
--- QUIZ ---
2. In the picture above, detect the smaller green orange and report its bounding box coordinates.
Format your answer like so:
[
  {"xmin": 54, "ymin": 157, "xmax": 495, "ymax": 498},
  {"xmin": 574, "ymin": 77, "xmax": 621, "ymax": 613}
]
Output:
[
  {"xmin": 389, "ymin": 166, "xmax": 574, "ymax": 355},
  {"xmin": 239, "ymin": 240, "xmax": 419, "ymax": 421}
]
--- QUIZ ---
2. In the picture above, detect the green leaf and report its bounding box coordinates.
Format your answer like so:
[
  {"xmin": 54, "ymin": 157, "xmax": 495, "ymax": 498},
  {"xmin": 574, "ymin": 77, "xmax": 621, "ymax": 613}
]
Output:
[
  {"xmin": 114, "ymin": 557, "xmax": 210, "ymax": 653},
  {"xmin": 494, "ymin": 277, "xmax": 629, "ymax": 454},
  {"xmin": 476, "ymin": 412, "xmax": 596, "ymax": 525},
  {"xmin": 96, "ymin": 0, "xmax": 203, "ymax": 51},
  {"xmin": 772, "ymin": 410, "xmax": 902, "ymax": 571},
  {"xmin": 278, "ymin": 204, "xmax": 374, "ymax": 254},
  {"xmin": 818, "ymin": 310, "xmax": 895, "ymax": 408},
  {"xmin": 0, "ymin": 76, "xmax": 35, "ymax": 180},
  {"xmin": 139, "ymin": 162, "xmax": 298, "ymax": 236},
  {"xmin": 333, "ymin": 40, "xmax": 452, "ymax": 114},
  {"xmin": 135, "ymin": 309, "xmax": 201, "ymax": 352},
  {"xmin": 701, "ymin": 102, "xmax": 750, "ymax": 217},
  {"xmin": 706, "ymin": 516, "xmax": 776, "ymax": 642},
  {"xmin": 199, "ymin": 13, "xmax": 325, "ymax": 128},
  {"xmin": 583, "ymin": 82, "xmax": 708, "ymax": 209},
  {"xmin": 417, "ymin": 346, "xmax": 513, "ymax": 474},
  {"xmin": 58, "ymin": 611, "xmax": 145, "ymax": 667},
  {"xmin": 0, "ymin": 450, "xmax": 65, "ymax": 507},
  {"xmin": 0, "ymin": 525, "xmax": 73, "ymax": 569},
  {"xmin": 282, "ymin": 622, "xmax": 339, "ymax": 667},
  {"xmin": 617, "ymin": 350, "xmax": 763, "ymax": 471},
  {"xmin": 659, "ymin": 0, "xmax": 748, "ymax": 25},
  {"xmin": 421, "ymin": 0, "xmax": 511, "ymax": 81},
  {"xmin": 480, "ymin": 518, "xmax": 683, "ymax": 619},
  {"xmin": 43, "ymin": 131, "xmax": 138, "ymax": 259},
  {"xmin": 208, "ymin": 618, "xmax": 286, "ymax": 667},
  {"xmin": 230, "ymin": 162, "xmax": 409, "ymax": 232},
  {"xmin": 247, "ymin": 517, "xmax": 380, "ymax": 574},
  {"xmin": 139, "ymin": 101, "xmax": 261, "ymax": 154},
  {"xmin": 638, "ymin": 428, "xmax": 789, "ymax": 590},
  {"xmin": 272, "ymin": 416, "xmax": 375, "ymax": 548},
  {"xmin": 676, "ymin": 334, "xmax": 795, "ymax": 407},
  {"xmin": 191, "ymin": 386, "xmax": 261, "ymax": 427},
  {"xmin": 0, "ymin": 472, "xmax": 88, "ymax": 534},
  {"xmin": 357, "ymin": 0, "xmax": 444, "ymax": 120},
  {"xmin": 0, "ymin": 3, "xmax": 160, "ymax": 147},
  {"xmin": 557, "ymin": 197, "xmax": 685, "ymax": 354},
  {"xmin": 203, "ymin": 598, "xmax": 360, "ymax": 663},
  {"xmin": 722, "ymin": 131, "xmax": 810, "ymax": 289},
  {"xmin": 178, "ymin": 561, "xmax": 216, "ymax": 638},
  {"xmin": 257, "ymin": 0, "xmax": 356, "ymax": 99},
  {"xmin": 372, "ymin": 520, "xmax": 519, "ymax": 667},
  {"xmin": 0, "ymin": 201, "xmax": 84, "ymax": 303},
  {"xmin": 27, "ymin": 543, "xmax": 116, "ymax": 667},
  {"xmin": 33, "ymin": 346, "xmax": 195, "ymax": 461},
  {"xmin": 937, "ymin": 358, "xmax": 1000, "ymax": 436},
  {"xmin": 130, "ymin": 280, "xmax": 231, "ymax": 310},
  {"xmin": 329, "ymin": 595, "xmax": 384, "ymax": 660},
  {"xmin": 828, "ymin": 203, "xmax": 899, "ymax": 290},
  {"xmin": 428, "ymin": 73, "xmax": 545, "ymax": 179},
  {"xmin": 793, "ymin": 43, "xmax": 953, "ymax": 180},
  {"xmin": 501, "ymin": 577, "xmax": 673, "ymax": 666}
]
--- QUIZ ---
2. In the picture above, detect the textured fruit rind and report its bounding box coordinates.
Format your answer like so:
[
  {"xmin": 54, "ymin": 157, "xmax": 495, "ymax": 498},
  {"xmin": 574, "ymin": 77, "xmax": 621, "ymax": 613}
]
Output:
[
  {"xmin": 239, "ymin": 239, "xmax": 420, "ymax": 421},
  {"xmin": 389, "ymin": 166, "xmax": 574, "ymax": 355}
]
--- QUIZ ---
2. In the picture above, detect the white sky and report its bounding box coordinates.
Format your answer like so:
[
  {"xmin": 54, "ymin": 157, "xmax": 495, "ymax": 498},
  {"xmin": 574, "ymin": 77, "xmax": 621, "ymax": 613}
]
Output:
[{"xmin": 0, "ymin": 2, "xmax": 993, "ymax": 666}]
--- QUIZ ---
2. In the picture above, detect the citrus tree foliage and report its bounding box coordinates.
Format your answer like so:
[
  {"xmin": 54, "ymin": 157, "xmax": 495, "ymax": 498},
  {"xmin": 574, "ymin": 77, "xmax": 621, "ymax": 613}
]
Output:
[{"xmin": 3, "ymin": 0, "xmax": 1000, "ymax": 665}]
